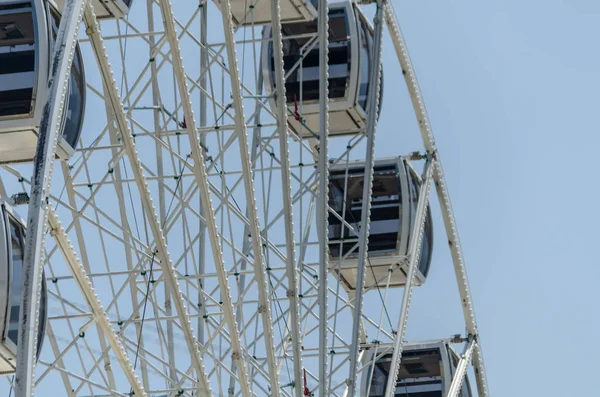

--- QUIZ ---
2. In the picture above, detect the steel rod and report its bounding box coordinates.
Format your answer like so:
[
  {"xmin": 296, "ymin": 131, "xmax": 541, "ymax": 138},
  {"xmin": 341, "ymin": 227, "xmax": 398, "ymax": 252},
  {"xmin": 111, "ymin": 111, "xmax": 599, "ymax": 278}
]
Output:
[
  {"xmin": 317, "ymin": 0, "xmax": 330, "ymax": 392},
  {"xmin": 16, "ymin": 0, "xmax": 86, "ymax": 394},
  {"xmin": 347, "ymin": 1, "xmax": 385, "ymax": 394}
]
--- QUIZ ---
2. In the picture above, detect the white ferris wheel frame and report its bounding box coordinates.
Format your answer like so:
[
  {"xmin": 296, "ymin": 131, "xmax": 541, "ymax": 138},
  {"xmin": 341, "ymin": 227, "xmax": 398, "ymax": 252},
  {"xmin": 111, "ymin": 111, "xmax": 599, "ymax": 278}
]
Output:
[{"xmin": 0, "ymin": 0, "xmax": 491, "ymax": 396}]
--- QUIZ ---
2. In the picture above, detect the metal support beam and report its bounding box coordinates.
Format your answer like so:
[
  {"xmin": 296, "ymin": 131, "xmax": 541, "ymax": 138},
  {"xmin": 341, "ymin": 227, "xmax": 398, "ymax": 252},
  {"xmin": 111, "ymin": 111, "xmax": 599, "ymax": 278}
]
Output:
[
  {"xmin": 60, "ymin": 163, "xmax": 118, "ymax": 391},
  {"xmin": 346, "ymin": 1, "xmax": 385, "ymax": 395},
  {"xmin": 156, "ymin": 0, "xmax": 253, "ymax": 394},
  {"xmin": 83, "ymin": 5, "xmax": 213, "ymax": 395},
  {"xmin": 384, "ymin": 4, "xmax": 489, "ymax": 395},
  {"xmin": 448, "ymin": 340, "xmax": 475, "ymax": 397},
  {"xmin": 269, "ymin": 0, "xmax": 304, "ymax": 392},
  {"xmin": 218, "ymin": 0, "xmax": 281, "ymax": 390},
  {"xmin": 16, "ymin": 0, "xmax": 86, "ymax": 394},
  {"xmin": 146, "ymin": 0, "xmax": 178, "ymax": 387},
  {"xmin": 229, "ymin": 65, "xmax": 264, "ymax": 396},
  {"xmin": 45, "ymin": 322, "xmax": 75, "ymax": 396},
  {"xmin": 434, "ymin": 163, "xmax": 489, "ymax": 395},
  {"xmin": 198, "ymin": 0, "xmax": 209, "ymax": 349},
  {"xmin": 47, "ymin": 208, "xmax": 146, "ymax": 396},
  {"xmin": 105, "ymin": 92, "xmax": 151, "ymax": 391},
  {"xmin": 384, "ymin": 159, "xmax": 434, "ymax": 397},
  {"xmin": 317, "ymin": 0, "xmax": 330, "ymax": 393}
]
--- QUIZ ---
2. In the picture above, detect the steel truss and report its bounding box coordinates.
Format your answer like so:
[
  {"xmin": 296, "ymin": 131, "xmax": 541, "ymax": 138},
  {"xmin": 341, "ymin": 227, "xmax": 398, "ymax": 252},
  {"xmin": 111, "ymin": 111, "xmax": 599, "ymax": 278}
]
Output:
[{"xmin": 2, "ymin": 0, "xmax": 490, "ymax": 396}]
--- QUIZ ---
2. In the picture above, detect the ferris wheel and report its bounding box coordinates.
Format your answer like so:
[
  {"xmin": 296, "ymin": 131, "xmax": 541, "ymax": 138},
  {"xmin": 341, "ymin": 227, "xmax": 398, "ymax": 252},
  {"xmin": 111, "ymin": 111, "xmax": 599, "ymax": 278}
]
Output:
[{"xmin": 0, "ymin": 0, "xmax": 489, "ymax": 395}]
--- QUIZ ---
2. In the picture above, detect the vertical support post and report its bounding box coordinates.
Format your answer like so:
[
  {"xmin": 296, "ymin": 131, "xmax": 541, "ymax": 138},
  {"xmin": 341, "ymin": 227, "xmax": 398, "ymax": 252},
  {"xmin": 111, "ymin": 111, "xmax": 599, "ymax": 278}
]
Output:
[
  {"xmin": 156, "ymin": 0, "xmax": 253, "ymax": 394},
  {"xmin": 270, "ymin": 0, "xmax": 304, "ymax": 394},
  {"xmin": 383, "ymin": 4, "xmax": 489, "ymax": 394},
  {"xmin": 60, "ymin": 164, "xmax": 118, "ymax": 391},
  {"xmin": 47, "ymin": 207, "xmax": 146, "ymax": 396},
  {"xmin": 45, "ymin": 323, "xmax": 74, "ymax": 396},
  {"xmin": 384, "ymin": 160, "xmax": 434, "ymax": 397},
  {"xmin": 218, "ymin": 0, "xmax": 281, "ymax": 392},
  {"xmin": 105, "ymin": 99, "xmax": 151, "ymax": 390},
  {"xmin": 83, "ymin": 5, "xmax": 213, "ymax": 394},
  {"xmin": 15, "ymin": 0, "xmax": 86, "ymax": 394},
  {"xmin": 447, "ymin": 339, "xmax": 475, "ymax": 397},
  {"xmin": 198, "ymin": 0, "xmax": 208, "ymax": 348},
  {"xmin": 346, "ymin": 1, "xmax": 385, "ymax": 395},
  {"xmin": 316, "ymin": 0, "xmax": 330, "ymax": 393},
  {"xmin": 228, "ymin": 63, "xmax": 264, "ymax": 397},
  {"xmin": 146, "ymin": 0, "xmax": 178, "ymax": 386}
]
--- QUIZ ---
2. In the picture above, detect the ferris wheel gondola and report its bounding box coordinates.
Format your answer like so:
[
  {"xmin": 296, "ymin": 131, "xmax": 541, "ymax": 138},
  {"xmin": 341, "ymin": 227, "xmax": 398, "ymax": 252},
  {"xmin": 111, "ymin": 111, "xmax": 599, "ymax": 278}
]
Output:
[
  {"xmin": 0, "ymin": 202, "xmax": 47, "ymax": 374},
  {"xmin": 328, "ymin": 157, "xmax": 433, "ymax": 291},
  {"xmin": 55, "ymin": 0, "xmax": 133, "ymax": 19},
  {"xmin": 262, "ymin": 1, "xmax": 383, "ymax": 138},
  {"xmin": 0, "ymin": 0, "xmax": 85, "ymax": 164},
  {"xmin": 213, "ymin": 0, "xmax": 317, "ymax": 26},
  {"xmin": 0, "ymin": 0, "xmax": 491, "ymax": 393},
  {"xmin": 362, "ymin": 340, "xmax": 473, "ymax": 397}
]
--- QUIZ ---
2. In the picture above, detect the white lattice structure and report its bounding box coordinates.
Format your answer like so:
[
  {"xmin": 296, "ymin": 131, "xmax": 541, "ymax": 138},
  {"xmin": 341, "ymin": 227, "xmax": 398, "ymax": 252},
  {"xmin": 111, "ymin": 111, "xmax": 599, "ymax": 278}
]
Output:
[{"xmin": 0, "ymin": 0, "xmax": 489, "ymax": 395}]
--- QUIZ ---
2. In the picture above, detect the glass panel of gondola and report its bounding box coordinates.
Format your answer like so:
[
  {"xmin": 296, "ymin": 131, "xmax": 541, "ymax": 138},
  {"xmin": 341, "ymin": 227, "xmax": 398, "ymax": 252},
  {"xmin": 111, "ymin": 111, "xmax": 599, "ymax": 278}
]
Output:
[
  {"xmin": 368, "ymin": 351, "xmax": 444, "ymax": 397},
  {"xmin": 36, "ymin": 270, "xmax": 46, "ymax": 356},
  {"xmin": 369, "ymin": 165, "xmax": 401, "ymax": 254},
  {"xmin": 63, "ymin": 41, "xmax": 84, "ymax": 148},
  {"xmin": 6, "ymin": 214, "xmax": 46, "ymax": 358},
  {"xmin": 367, "ymin": 357, "xmax": 389, "ymax": 396},
  {"xmin": 409, "ymin": 170, "xmax": 433, "ymax": 277},
  {"xmin": 328, "ymin": 169, "xmax": 354, "ymax": 258},
  {"xmin": 357, "ymin": 15, "xmax": 370, "ymax": 111},
  {"xmin": 49, "ymin": 5, "xmax": 84, "ymax": 149},
  {"xmin": 418, "ymin": 211, "xmax": 433, "ymax": 277},
  {"xmin": 0, "ymin": 2, "xmax": 35, "ymax": 118},
  {"xmin": 397, "ymin": 349, "xmax": 444, "ymax": 397},
  {"xmin": 273, "ymin": 6, "xmax": 350, "ymax": 104},
  {"xmin": 7, "ymin": 217, "xmax": 24, "ymax": 346},
  {"xmin": 328, "ymin": 164, "xmax": 400, "ymax": 258}
]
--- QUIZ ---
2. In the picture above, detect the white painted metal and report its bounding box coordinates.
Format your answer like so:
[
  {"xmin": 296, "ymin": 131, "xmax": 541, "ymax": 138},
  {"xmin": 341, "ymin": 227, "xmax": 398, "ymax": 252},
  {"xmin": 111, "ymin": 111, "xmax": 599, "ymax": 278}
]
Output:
[
  {"xmin": 0, "ymin": 0, "xmax": 83, "ymax": 164},
  {"xmin": 218, "ymin": 0, "xmax": 280, "ymax": 392},
  {"xmin": 157, "ymin": 0, "xmax": 253, "ymax": 394},
  {"xmin": 59, "ymin": 162, "xmax": 119, "ymax": 391},
  {"xmin": 212, "ymin": 0, "xmax": 317, "ymax": 26},
  {"xmin": 0, "ymin": 0, "xmax": 490, "ymax": 394},
  {"xmin": 261, "ymin": 2, "xmax": 376, "ymax": 138},
  {"xmin": 317, "ymin": 0, "xmax": 330, "ymax": 396},
  {"xmin": 270, "ymin": 0, "xmax": 304, "ymax": 392},
  {"xmin": 383, "ymin": 158, "xmax": 434, "ymax": 397},
  {"xmin": 327, "ymin": 156, "xmax": 433, "ymax": 292},
  {"xmin": 55, "ymin": 0, "xmax": 132, "ymax": 19},
  {"xmin": 47, "ymin": 207, "xmax": 146, "ymax": 396},
  {"xmin": 346, "ymin": 0, "xmax": 383, "ymax": 394},
  {"xmin": 384, "ymin": 3, "xmax": 489, "ymax": 395},
  {"xmin": 15, "ymin": 0, "xmax": 86, "ymax": 393},
  {"xmin": 82, "ymin": 4, "xmax": 214, "ymax": 395},
  {"xmin": 448, "ymin": 339, "xmax": 475, "ymax": 397}
]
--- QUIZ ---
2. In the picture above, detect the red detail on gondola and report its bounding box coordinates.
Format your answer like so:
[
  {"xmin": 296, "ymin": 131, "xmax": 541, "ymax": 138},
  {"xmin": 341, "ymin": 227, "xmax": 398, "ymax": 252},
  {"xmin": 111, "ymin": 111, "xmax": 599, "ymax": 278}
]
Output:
[
  {"xmin": 304, "ymin": 368, "xmax": 311, "ymax": 396},
  {"xmin": 294, "ymin": 94, "xmax": 300, "ymax": 121}
]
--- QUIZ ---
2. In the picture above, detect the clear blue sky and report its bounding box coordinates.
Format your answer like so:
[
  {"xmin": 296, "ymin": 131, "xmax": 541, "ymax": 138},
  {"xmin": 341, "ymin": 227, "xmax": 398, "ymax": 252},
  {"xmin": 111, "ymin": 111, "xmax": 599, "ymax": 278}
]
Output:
[{"xmin": 377, "ymin": 0, "xmax": 600, "ymax": 395}]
